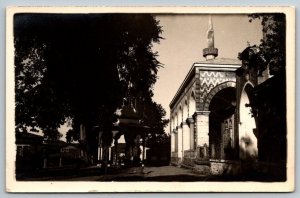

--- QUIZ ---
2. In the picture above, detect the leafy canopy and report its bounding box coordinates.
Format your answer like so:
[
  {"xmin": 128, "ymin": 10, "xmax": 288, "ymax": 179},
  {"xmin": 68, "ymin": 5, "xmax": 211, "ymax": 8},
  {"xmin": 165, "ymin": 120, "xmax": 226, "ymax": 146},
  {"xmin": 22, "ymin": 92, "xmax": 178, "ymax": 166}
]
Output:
[
  {"xmin": 246, "ymin": 13, "xmax": 286, "ymax": 76},
  {"xmin": 14, "ymin": 14, "xmax": 164, "ymax": 141}
]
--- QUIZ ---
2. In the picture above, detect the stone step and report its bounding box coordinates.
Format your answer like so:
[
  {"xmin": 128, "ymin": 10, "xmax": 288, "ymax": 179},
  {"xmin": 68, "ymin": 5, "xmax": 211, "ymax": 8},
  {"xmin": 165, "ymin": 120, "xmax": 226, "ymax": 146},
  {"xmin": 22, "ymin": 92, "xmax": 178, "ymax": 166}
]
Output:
[
  {"xmin": 194, "ymin": 159, "xmax": 210, "ymax": 166},
  {"xmin": 193, "ymin": 164, "xmax": 211, "ymax": 175},
  {"xmin": 180, "ymin": 158, "xmax": 211, "ymax": 175}
]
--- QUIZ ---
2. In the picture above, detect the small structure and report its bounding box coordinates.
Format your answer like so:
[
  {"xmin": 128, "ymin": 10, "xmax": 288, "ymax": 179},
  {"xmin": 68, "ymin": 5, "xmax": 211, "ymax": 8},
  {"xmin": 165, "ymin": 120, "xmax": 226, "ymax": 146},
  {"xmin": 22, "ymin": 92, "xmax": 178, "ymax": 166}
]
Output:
[
  {"xmin": 16, "ymin": 132, "xmax": 44, "ymax": 157},
  {"xmin": 15, "ymin": 132, "xmax": 44, "ymax": 173},
  {"xmin": 112, "ymin": 104, "xmax": 149, "ymax": 166},
  {"xmin": 88, "ymin": 102, "xmax": 150, "ymax": 168},
  {"xmin": 59, "ymin": 144, "xmax": 81, "ymax": 167}
]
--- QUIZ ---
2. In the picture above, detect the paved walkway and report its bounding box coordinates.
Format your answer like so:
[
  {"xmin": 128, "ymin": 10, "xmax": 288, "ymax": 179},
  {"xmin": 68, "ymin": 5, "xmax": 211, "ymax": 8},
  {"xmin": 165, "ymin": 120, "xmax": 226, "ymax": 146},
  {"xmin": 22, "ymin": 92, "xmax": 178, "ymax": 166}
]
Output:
[
  {"xmin": 63, "ymin": 166, "xmax": 211, "ymax": 181},
  {"xmin": 19, "ymin": 165, "xmax": 276, "ymax": 181}
]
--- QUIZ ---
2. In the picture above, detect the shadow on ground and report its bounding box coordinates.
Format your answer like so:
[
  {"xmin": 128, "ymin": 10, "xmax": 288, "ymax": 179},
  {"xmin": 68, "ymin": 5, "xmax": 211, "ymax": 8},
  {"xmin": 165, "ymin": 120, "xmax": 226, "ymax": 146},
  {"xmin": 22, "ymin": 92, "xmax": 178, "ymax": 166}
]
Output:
[{"xmin": 17, "ymin": 165, "xmax": 284, "ymax": 182}]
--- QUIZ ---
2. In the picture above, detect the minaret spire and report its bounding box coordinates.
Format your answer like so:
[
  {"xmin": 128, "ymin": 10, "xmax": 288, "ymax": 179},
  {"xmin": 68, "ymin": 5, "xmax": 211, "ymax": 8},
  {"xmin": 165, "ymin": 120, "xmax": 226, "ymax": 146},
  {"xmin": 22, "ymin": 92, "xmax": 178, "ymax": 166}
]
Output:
[
  {"xmin": 203, "ymin": 15, "xmax": 218, "ymax": 60},
  {"xmin": 207, "ymin": 15, "xmax": 214, "ymax": 48}
]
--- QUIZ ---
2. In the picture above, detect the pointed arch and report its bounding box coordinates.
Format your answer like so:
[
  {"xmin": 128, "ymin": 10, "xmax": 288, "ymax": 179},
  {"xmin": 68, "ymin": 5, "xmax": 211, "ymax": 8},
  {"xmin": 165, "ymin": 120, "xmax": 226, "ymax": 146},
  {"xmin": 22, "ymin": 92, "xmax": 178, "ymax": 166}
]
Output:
[
  {"xmin": 239, "ymin": 82, "xmax": 258, "ymax": 160},
  {"xmin": 203, "ymin": 81, "xmax": 236, "ymax": 111}
]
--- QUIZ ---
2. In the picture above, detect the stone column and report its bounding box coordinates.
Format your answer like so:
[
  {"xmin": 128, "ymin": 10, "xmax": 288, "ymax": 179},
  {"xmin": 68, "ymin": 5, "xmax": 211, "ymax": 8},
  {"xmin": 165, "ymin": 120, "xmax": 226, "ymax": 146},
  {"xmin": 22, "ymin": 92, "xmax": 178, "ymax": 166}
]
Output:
[
  {"xmin": 182, "ymin": 122, "xmax": 190, "ymax": 155},
  {"xmin": 97, "ymin": 140, "xmax": 103, "ymax": 166},
  {"xmin": 97, "ymin": 131, "xmax": 104, "ymax": 166},
  {"xmin": 171, "ymin": 131, "xmax": 175, "ymax": 153},
  {"xmin": 80, "ymin": 124, "xmax": 86, "ymax": 141},
  {"xmin": 114, "ymin": 139, "xmax": 118, "ymax": 166},
  {"xmin": 187, "ymin": 117, "xmax": 195, "ymax": 151},
  {"xmin": 174, "ymin": 129, "xmax": 178, "ymax": 152},
  {"xmin": 194, "ymin": 111, "xmax": 210, "ymax": 158},
  {"xmin": 142, "ymin": 134, "xmax": 146, "ymax": 164},
  {"xmin": 112, "ymin": 130, "xmax": 119, "ymax": 166},
  {"xmin": 177, "ymin": 126, "xmax": 183, "ymax": 160},
  {"xmin": 174, "ymin": 129, "xmax": 178, "ymax": 153},
  {"xmin": 80, "ymin": 124, "xmax": 86, "ymax": 158},
  {"xmin": 108, "ymin": 147, "xmax": 112, "ymax": 161}
]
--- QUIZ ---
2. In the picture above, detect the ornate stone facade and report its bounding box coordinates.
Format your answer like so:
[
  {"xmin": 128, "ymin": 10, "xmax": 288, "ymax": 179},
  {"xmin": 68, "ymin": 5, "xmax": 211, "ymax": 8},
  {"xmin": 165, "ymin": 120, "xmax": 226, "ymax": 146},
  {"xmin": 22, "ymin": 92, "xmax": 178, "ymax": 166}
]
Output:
[
  {"xmin": 169, "ymin": 16, "xmax": 244, "ymax": 175},
  {"xmin": 170, "ymin": 17, "xmax": 286, "ymax": 181},
  {"xmin": 169, "ymin": 60, "xmax": 241, "ymax": 174}
]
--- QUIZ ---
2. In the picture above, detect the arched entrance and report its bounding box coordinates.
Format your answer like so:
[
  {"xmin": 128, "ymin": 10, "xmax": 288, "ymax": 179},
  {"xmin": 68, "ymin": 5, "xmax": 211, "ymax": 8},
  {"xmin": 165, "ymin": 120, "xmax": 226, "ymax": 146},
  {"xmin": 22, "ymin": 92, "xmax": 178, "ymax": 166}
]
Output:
[
  {"xmin": 239, "ymin": 83, "xmax": 257, "ymax": 160},
  {"xmin": 209, "ymin": 87, "xmax": 236, "ymax": 160}
]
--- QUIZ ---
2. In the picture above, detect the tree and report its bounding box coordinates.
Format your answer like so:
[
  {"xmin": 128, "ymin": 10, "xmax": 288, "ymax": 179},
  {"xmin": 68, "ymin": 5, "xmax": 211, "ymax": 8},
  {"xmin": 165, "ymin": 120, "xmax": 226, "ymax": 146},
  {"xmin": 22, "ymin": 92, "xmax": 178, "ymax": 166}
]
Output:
[
  {"xmin": 43, "ymin": 129, "xmax": 63, "ymax": 143},
  {"xmin": 142, "ymin": 99, "xmax": 169, "ymax": 135},
  {"xmin": 14, "ymin": 14, "xmax": 163, "ymax": 147},
  {"xmin": 247, "ymin": 13, "xmax": 286, "ymax": 76}
]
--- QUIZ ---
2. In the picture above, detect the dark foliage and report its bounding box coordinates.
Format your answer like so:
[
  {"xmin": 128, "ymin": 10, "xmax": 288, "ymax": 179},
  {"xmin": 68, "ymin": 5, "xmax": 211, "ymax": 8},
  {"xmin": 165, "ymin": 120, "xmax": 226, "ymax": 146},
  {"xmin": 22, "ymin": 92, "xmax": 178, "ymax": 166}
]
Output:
[
  {"xmin": 14, "ymin": 14, "xmax": 164, "ymax": 145},
  {"xmin": 238, "ymin": 13, "xmax": 287, "ymax": 180},
  {"xmin": 247, "ymin": 13, "xmax": 286, "ymax": 76}
]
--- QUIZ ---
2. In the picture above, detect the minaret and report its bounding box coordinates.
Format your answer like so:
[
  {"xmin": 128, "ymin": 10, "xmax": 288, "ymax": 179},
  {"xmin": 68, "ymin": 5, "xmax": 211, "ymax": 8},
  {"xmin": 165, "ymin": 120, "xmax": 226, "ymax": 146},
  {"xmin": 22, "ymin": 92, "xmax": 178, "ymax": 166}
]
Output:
[{"xmin": 203, "ymin": 15, "xmax": 218, "ymax": 60}]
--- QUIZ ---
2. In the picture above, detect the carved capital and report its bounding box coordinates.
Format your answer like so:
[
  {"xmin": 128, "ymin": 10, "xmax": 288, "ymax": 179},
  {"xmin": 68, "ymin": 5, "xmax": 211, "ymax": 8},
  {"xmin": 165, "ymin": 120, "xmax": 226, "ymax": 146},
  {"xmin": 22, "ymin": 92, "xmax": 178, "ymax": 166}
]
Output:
[
  {"xmin": 193, "ymin": 111, "xmax": 210, "ymax": 118},
  {"xmin": 178, "ymin": 122, "xmax": 184, "ymax": 128},
  {"xmin": 186, "ymin": 117, "xmax": 195, "ymax": 127},
  {"xmin": 176, "ymin": 125, "xmax": 182, "ymax": 130},
  {"xmin": 172, "ymin": 129, "xmax": 178, "ymax": 134}
]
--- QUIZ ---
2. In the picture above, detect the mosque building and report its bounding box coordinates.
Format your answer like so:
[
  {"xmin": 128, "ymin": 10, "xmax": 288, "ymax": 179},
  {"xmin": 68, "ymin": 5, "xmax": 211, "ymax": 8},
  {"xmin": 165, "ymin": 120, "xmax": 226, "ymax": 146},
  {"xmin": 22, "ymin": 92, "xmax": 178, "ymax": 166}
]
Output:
[{"xmin": 169, "ymin": 15, "xmax": 280, "ymax": 177}]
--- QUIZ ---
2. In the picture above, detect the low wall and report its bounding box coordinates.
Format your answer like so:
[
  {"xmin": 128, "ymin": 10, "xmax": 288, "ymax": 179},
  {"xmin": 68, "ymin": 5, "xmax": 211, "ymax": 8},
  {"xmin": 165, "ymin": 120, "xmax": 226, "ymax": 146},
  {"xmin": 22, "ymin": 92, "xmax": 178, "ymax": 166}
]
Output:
[
  {"xmin": 210, "ymin": 159, "xmax": 241, "ymax": 176},
  {"xmin": 173, "ymin": 156, "xmax": 286, "ymax": 180},
  {"xmin": 170, "ymin": 157, "xmax": 181, "ymax": 166}
]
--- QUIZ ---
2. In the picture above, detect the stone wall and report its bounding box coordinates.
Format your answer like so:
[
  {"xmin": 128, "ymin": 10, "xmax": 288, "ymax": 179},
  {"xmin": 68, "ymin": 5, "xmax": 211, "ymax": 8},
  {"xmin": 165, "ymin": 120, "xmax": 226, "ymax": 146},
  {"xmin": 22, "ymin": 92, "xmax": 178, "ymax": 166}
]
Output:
[{"xmin": 210, "ymin": 159, "xmax": 241, "ymax": 176}]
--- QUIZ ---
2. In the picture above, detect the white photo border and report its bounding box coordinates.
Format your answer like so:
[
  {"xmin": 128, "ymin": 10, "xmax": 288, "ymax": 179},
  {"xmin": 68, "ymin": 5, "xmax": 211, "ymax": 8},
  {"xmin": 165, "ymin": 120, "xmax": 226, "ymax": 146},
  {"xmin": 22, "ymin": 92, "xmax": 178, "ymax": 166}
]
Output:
[{"xmin": 6, "ymin": 6, "xmax": 295, "ymax": 192}]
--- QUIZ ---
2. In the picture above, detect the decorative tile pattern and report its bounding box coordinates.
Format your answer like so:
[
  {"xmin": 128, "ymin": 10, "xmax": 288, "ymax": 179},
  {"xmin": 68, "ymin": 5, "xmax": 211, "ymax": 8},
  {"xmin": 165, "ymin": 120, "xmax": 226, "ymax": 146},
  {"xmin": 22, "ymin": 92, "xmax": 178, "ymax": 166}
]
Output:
[
  {"xmin": 200, "ymin": 71, "xmax": 233, "ymax": 99},
  {"xmin": 199, "ymin": 71, "xmax": 236, "ymax": 110},
  {"xmin": 202, "ymin": 81, "xmax": 236, "ymax": 111}
]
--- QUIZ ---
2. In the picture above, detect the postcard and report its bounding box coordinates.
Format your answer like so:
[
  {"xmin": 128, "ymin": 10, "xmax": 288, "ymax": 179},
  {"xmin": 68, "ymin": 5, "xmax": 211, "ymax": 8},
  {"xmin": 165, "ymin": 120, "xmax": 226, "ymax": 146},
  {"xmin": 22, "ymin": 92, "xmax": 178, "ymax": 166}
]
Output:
[{"xmin": 6, "ymin": 6, "xmax": 295, "ymax": 192}]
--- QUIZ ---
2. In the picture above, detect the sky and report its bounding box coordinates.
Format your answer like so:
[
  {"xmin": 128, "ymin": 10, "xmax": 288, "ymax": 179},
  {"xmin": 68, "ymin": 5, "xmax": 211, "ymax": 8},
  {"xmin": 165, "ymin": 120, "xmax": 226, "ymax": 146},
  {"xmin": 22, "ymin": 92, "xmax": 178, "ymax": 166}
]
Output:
[{"xmin": 151, "ymin": 14, "xmax": 263, "ymax": 131}]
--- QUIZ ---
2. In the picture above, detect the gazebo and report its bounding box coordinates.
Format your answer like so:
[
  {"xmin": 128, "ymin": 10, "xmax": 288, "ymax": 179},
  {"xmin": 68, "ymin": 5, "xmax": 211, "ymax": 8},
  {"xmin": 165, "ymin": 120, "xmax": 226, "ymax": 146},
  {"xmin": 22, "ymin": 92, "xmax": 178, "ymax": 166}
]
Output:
[{"xmin": 96, "ymin": 104, "xmax": 149, "ymax": 167}]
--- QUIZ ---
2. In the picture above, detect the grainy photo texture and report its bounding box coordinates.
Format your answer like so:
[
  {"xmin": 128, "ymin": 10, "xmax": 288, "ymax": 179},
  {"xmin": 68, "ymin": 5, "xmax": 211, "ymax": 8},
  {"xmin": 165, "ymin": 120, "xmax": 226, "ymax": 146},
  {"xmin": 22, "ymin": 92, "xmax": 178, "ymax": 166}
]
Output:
[{"xmin": 6, "ymin": 7, "xmax": 295, "ymax": 192}]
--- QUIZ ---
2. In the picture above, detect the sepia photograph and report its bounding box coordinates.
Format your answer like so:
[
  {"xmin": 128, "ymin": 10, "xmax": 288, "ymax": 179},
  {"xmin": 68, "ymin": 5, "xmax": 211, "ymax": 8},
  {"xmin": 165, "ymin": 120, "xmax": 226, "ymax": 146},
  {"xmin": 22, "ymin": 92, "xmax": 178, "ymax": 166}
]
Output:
[{"xmin": 6, "ymin": 7, "xmax": 295, "ymax": 192}]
